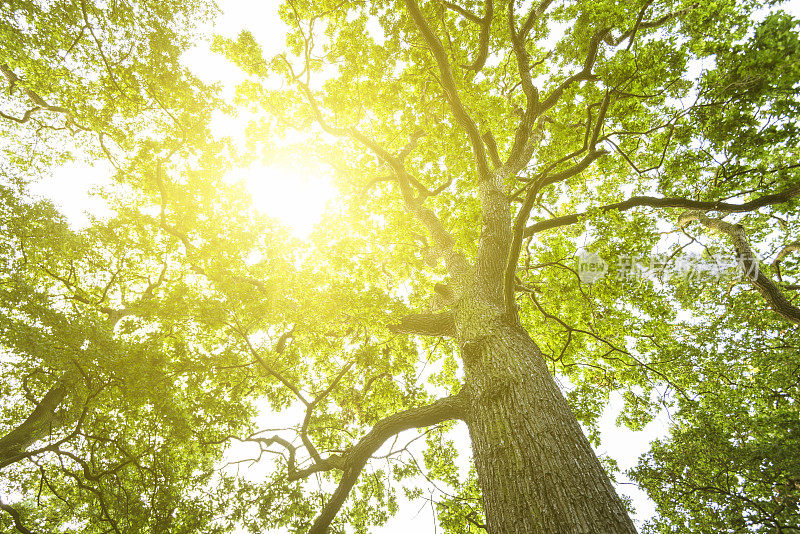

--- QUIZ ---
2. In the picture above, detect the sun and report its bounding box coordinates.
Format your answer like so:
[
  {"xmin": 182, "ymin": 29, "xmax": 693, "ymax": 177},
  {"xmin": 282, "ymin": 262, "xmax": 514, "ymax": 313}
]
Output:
[{"xmin": 239, "ymin": 163, "xmax": 336, "ymax": 238}]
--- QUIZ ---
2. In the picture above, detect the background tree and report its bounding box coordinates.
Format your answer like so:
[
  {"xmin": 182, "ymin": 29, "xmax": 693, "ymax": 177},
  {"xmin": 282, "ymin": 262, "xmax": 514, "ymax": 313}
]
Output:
[
  {"xmin": 1, "ymin": 0, "xmax": 799, "ymax": 533},
  {"xmin": 0, "ymin": 0, "xmax": 262, "ymax": 531}
]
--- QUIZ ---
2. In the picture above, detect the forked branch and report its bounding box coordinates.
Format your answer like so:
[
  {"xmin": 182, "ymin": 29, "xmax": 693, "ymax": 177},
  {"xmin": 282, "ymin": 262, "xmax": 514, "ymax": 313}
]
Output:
[
  {"xmin": 773, "ymin": 241, "xmax": 800, "ymax": 282},
  {"xmin": 603, "ymin": 3, "xmax": 697, "ymax": 47},
  {"xmin": 307, "ymin": 392, "xmax": 468, "ymax": 533},
  {"xmin": 440, "ymin": 0, "xmax": 494, "ymax": 71},
  {"xmin": 679, "ymin": 211, "xmax": 800, "ymax": 325},
  {"xmin": 503, "ymin": 145, "xmax": 607, "ymax": 319}
]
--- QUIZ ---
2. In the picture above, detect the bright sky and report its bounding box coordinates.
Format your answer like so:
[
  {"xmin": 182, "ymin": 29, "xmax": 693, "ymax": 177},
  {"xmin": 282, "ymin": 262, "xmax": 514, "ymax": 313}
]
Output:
[
  {"xmin": 29, "ymin": 0, "xmax": 696, "ymax": 530},
  {"xmin": 37, "ymin": 0, "xmax": 335, "ymax": 238},
  {"xmin": 183, "ymin": 0, "xmax": 338, "ymax": 238}
]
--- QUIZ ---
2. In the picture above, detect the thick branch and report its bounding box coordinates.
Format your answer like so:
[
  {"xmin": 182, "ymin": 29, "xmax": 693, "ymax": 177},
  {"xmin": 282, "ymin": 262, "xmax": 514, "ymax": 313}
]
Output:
[
  {"xmin": 0, "ymin": 385, "xmax": 67, "ymax": 469},
  {"xmin": 308, "ymin": 393, "xmax": 467, "ymax": 534},
  {"xmin": 523, "ymin": 183, "xmax": 800, "ymax": 237},
  {"xmin": 0, "ymin": 498, "xmax": 35, "ymax": 534},
  {"xmin": 501, "ymin": 0, "xmax": 551, "ymax": 178},
  {"xmin": 392, "ymin": 167, "xmax": 471, "ymax": 281},
  {"xmin": 0, "ymin": 63, "xmax": 88, "ymax": 133},
  {"xmin": 0, "ymin": 107, "xmax": 40, "ymax": 124},
  {"xmin": 507, "ymin": 0, "xmax": 539, "ymax": 103},
  {"xmin": 403, "ymin": 0, "xmax": 490, "ymax": 179},
  {"xmin": 440, "ymin": 0, "xmax": 481, "ymax": 23},
  {"xmin": 470, "ymin": 0, "xmax": 493, "ymax": 72},
  {"xmin": 679, "ymin": 212, "xmax": 800, "ymax": 325},
  {"xmin": 482, "ymin": 130, "xmax": 501, "ymax": 168},
  {"xmin": 388, "ymin": 311, "xmax": 456, "ymax": 337}
]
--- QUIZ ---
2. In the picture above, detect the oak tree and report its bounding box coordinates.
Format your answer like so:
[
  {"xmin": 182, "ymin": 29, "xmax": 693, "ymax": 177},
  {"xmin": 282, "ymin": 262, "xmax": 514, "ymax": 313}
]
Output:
[{"xmin": 2, "ymin": 0, "xmax": 800, "ymax": 533}]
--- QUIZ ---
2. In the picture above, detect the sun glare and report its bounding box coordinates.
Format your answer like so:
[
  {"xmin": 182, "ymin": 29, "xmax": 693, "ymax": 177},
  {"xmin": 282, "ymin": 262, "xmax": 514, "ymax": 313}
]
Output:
[{"xmin": 239, "ymin": 164, "xmax": 335, "ymax": 237}]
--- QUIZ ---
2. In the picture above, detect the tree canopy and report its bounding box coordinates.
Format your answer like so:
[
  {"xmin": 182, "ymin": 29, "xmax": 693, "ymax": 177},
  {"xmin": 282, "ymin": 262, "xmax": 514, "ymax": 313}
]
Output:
[{"xmin": 1, "ymin": 0, "xmax": 799, "ymax": 532}]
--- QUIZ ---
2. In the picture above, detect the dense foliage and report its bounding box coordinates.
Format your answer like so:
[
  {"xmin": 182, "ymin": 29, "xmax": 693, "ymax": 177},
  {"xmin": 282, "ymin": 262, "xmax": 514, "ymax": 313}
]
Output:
[{"xmin": 1, "ymin": 0, "xmax": 799, "ymax": 532}]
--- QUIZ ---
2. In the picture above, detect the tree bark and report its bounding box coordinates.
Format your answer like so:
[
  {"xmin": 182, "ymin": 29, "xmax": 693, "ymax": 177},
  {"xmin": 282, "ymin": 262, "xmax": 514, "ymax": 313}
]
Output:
[
  {"xmin": 461, "ymin": 321, "xmax": 636, "ymax": 534},
  {"xmin": 0, "ymin": 385, "xmax": 66, "ymax": 469}
]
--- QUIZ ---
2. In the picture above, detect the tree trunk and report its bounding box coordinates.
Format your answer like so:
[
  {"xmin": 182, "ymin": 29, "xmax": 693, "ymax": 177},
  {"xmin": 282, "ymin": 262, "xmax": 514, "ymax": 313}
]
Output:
[{"xmin": 461, "ymin": 321, "xmax": 636, "ymax": 534}]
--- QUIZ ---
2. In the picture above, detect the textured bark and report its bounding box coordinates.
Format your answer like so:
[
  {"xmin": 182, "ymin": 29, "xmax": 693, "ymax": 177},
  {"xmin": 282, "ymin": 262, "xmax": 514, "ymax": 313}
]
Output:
[
  {"xmin": 388, "ymin": 311, "xmax": 456, "ymax": 337},
  {"xmin": 0, "ymin": 385, "xmax": 66, "ymax": 469},
  {"xmin": 460, "ymin": 319, "xmax": 636, "ymax": 534}
]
